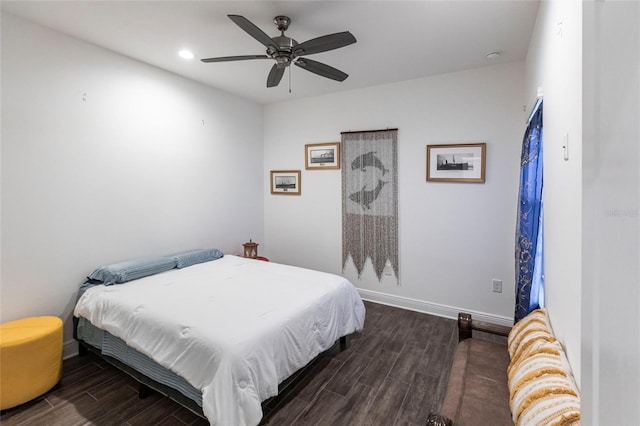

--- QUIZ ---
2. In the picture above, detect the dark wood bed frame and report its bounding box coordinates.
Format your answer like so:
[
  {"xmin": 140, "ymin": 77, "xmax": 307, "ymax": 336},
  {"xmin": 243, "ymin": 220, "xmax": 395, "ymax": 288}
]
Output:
[{"xmin": 73, "ymin": 316, "xmax": 348, "ymax": 420}]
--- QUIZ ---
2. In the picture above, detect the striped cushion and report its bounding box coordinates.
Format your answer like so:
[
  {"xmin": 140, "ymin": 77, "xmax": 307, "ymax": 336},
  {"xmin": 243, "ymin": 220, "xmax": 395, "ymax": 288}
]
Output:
[
  {"xmin": 507, "ymin": 310, "xmax": 581, "ymax": 425},
  {"xmin": 508, "ymin": 309, "xmax": 553, "ymax": 359},
  {"xmin": 512, "ymin": 363, "xmax": 580, "ymax": 426},
  {"xmin": 508, "ymin": 339, "xmax": 564, "ymax": 390},
  {"xmin": 508, "ymin": 330, "xmax": 557, "ymax": 378}
]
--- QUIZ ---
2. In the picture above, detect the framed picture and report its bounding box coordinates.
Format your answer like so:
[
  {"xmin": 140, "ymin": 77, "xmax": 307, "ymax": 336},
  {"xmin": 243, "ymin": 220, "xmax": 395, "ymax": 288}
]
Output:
[
  {"xmin": 270, "ymin": 170, "xmax": 301, "ymax": 195},
  {"xmin": 426, "ymin": 143, "xmax": 486, "ymax": 183},
  {"xmin": 304, "ymin": 142, "xmax": 340, "ymax": 170}
]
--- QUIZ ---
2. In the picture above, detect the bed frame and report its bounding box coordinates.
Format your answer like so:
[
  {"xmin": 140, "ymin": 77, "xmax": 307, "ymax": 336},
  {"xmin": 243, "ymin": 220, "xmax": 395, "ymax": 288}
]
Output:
[{"xmin": 73, "ymin": 316, "xmax": 347, "ymax": 419}]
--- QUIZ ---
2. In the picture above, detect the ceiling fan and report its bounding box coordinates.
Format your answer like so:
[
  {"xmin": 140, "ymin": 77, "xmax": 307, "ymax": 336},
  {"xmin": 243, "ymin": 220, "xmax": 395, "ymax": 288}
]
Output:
[{"xmin": 201, "ymin": 15, "xmax": 357, "ymax": 88}]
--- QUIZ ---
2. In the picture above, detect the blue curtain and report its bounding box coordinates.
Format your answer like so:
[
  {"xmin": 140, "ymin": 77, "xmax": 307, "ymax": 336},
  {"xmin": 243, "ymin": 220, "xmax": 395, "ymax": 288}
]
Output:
[{"xmin": 515, "ymin": 99, "xmax": 544, "ymax": 322}]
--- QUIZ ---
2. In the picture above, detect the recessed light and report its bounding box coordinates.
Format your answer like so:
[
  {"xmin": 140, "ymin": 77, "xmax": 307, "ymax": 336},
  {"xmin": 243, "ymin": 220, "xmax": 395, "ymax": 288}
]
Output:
[
  {"xmin": 178, "ymin": 50, "xmax": 194, "ymax": 60},
  {"xmin": 486, "ymin": 51, "xmax": 503, "ymax": 60}
]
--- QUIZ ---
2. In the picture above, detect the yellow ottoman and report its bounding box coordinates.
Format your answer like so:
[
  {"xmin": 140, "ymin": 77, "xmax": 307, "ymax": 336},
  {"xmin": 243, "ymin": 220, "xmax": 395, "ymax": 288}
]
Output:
[{"xmin": 0, "ymin": 316, "xmax": 63, "ymax": 410}]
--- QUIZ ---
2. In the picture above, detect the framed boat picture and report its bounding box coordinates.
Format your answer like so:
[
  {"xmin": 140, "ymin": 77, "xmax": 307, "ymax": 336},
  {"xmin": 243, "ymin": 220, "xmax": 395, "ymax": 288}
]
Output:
[
  {"xmin": 426, "ymin": 143, "xmax": 486, "ymax": 183},
  {"xmin": 270, "ymin": 170, "xmax": 301, "ymax": 195},
  {"xmin": 305, "ymin": 142, "xmax": 340, "ymax": 170}
]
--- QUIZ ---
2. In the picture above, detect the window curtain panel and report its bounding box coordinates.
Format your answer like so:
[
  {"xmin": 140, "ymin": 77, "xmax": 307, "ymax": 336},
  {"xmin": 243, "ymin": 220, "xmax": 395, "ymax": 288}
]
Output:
[
  {"xmin": 515, "ymin": 99, "xmax": 544, "ymax": 322},
  {"xmin": 341, "ymin": 129, "xmax": 398, "ymax": 281}
]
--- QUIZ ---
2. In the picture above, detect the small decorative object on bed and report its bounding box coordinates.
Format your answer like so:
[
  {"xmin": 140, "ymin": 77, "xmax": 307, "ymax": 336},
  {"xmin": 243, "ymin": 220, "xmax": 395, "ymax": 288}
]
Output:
[
  {"xmin": 305, "ymin": 142, "xmax": 340, "ymax": 170},
  {"xmin": 426, "ymin": 142, "xmax": 486, "ymax": 183},
  {"xmin": 242, "ymin": 239, "xmax": 258, "ymax": 258},
  {"xmin": 270, "ymin": 170, "xmax": 301, "ymax": 195},
  {"xmin": 74, "ymin": 253, "xmax": 365, "ymax": 426}
]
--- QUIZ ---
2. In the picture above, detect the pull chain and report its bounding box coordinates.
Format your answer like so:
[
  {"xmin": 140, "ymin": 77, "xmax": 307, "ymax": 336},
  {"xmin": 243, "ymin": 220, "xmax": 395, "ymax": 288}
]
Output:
[{"xmin": 288, "ymin": 66, "xmax": 292, "ymax": 93}]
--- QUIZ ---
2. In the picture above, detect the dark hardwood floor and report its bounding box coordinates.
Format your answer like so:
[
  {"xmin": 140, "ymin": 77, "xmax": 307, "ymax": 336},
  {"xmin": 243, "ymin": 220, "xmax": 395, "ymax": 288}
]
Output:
[{"xmin": 1, "ymin": 301, "xmax": 469, "ymax": 426}]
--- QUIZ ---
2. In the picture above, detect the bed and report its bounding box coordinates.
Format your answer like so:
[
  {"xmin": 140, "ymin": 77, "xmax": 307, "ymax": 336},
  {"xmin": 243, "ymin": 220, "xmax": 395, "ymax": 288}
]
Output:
[{"xmin": 73, "ymin": 252, "xmax": 365, "ymax": 426}]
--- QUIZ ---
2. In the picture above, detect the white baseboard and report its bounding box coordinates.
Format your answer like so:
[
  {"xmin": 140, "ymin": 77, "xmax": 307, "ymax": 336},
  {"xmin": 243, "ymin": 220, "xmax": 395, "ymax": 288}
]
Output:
[
  {"xmin": 63, "ymin": 339, "xmax": 79, "ymax": 359},
  {"xmin": 357, "ymin": 288, "xmax": 513, "ymax": 327}
]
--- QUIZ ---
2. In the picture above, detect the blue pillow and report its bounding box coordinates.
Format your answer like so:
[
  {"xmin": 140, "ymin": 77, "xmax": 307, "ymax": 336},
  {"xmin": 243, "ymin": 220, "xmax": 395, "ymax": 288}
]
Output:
[
  {"xmin": 170, "ymin": 248, "xmax": 224, "ymax": 268},
  {"xmin": 88, "ymin": 256, "xmax": 177, "ymax": 286}
]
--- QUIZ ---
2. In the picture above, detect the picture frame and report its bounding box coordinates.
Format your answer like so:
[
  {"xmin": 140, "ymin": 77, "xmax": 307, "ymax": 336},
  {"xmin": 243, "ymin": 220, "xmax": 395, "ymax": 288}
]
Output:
[
  {"xmin": 304, "ymin": 142, "xmax": 340, "ymax": 170},
  {"xmin": 426, "ymin": 143, "xmax": 486, "ymax": 183},
  {"xmin": 270, "ymin": 170, "xmax": 301, "ymax": 195}
]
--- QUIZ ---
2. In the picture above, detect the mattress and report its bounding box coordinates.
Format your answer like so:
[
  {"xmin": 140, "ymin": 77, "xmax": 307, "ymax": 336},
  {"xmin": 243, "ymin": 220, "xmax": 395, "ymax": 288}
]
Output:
[
  {"xmin": 76, "ymin": 317, "xmax": 202, "ymax": 406},
  {"xmin": 74, "ymin": 255, "xmax": 365, "ymax": 426}
]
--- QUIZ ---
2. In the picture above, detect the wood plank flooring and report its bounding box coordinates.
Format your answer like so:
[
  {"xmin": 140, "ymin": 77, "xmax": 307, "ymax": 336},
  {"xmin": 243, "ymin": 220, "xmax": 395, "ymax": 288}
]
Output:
[{"xmin": 1, "ymin": 301, "xmax": 469, "ymax": 426}]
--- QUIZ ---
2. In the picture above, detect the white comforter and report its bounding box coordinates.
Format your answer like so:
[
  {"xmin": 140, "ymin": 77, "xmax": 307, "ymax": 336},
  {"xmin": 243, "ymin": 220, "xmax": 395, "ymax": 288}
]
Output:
[{"xmin": 74, "ymin": 255, "xmax": 365, "ymax": 426}]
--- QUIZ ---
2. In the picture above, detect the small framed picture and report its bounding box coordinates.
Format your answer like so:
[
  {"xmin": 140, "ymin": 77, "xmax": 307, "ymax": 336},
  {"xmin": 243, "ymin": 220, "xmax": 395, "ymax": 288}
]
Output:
[
  {"xmin": 270, "ymin": 170, "xmax": 301, "ymax": 195},
  {"xmin": 426, "ymin": 143, "xmax": 486, "ymax": 183},
  {"xmin": 304, "ymin": 142, "xmax": 340, "ymax": 170}
]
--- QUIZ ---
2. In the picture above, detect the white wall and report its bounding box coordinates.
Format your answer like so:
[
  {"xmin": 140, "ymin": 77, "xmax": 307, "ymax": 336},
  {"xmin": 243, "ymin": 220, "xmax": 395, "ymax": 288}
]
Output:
[
  {"xmin": 582, "ymin": 2, "xmax": 640, "ymax": 424},
  {"xmin": 0, "ymin": 14, "xmax": 264, "ymax": 356},
  {"xmin": 264, "ymin": 62, "xmax": 525, "ymax": 324},
  {"xmin": 525, "ymin": 0, "xmax": 583, "ymax": 385},
  {"xmin": 528, "ymin": 1, "xmax": 640, "ymax": 423}
]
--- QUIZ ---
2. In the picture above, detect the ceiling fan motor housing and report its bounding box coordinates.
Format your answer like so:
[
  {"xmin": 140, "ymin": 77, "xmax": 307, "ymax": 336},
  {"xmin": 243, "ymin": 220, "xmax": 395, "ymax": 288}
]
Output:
[{"xmin": 270, "ymin": 34, "xmax": 298, "ymax": 67}]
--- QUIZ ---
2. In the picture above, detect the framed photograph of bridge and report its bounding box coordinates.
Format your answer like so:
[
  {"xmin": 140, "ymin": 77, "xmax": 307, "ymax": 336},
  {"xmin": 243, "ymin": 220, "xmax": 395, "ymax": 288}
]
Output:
[
  {"xmin": 270, "ymin": 170, "xmax": 301, "ymax": 195},
  {"xmin": 305, "ymin": 142, "xmax": 340, "ymax": 170},
  {"xmin": 426, "ymin": 142, "xmax": 486, "ymax": 183}
]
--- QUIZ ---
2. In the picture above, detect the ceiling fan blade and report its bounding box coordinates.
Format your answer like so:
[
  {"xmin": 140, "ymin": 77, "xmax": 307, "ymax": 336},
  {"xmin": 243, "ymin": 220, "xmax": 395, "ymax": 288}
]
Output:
[
  {"xmin": 228, "ymin": 15, "xmax": 276, "ymax": 50},
  {"xmin": 294, "ymin": 58, "xmax": 348, "ymax": 82},
  {"xmin": 201, "ymin": 55, "xmax": 269, "ymax": 63},
  {"xmin": 293, "ymin": 31, "xmax": 356, "ymax": 57},
  {"xmin": 267, "ymin": 64, "xmax": 285, "ymax": 88}
]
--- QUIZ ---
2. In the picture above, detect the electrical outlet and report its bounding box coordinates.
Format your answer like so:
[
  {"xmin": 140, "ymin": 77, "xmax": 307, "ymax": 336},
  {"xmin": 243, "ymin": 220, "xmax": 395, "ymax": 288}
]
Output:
[
  {"xmin": 492, "ymin": 279, "xmax": 502, "ymax": 293},
  {"xmin": 384, "ymin": 265, "xmax": 392, "ymax": 276}
]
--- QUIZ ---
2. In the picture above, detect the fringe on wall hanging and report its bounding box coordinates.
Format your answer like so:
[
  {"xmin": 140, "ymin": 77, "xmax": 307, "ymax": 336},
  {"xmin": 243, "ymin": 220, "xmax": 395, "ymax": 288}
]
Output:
[{"xmin": 341, "ymin": 128, "xmax": 398, "ymax": 281}]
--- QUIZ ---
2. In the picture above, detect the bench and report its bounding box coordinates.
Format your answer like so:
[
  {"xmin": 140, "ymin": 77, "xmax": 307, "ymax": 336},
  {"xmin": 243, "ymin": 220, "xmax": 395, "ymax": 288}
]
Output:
[{"xmin": 427, "ymin": 310, "xmax": 580, "ymax": 426}]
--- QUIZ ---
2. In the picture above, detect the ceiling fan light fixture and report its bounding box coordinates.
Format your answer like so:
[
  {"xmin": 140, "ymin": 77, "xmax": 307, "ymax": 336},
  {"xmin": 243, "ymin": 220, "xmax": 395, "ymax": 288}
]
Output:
[{"xmin": 178, "ymin": 50, "xmax": 195, "ymax": 60}]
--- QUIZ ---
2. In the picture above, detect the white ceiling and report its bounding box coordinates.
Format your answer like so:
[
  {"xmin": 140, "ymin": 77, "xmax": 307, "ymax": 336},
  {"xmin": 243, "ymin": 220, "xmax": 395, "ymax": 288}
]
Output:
[{"xmin": 1, "ymin": 1, "xmax": 539, "ymax": 105}]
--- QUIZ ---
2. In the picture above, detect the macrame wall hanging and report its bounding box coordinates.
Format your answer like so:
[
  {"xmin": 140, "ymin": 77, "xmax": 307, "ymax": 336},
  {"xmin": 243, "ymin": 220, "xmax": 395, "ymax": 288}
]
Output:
[{"xmin": 341, "ymin": 128, "xmax": 398, "ymax": 281}]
